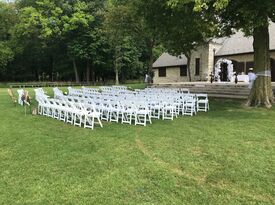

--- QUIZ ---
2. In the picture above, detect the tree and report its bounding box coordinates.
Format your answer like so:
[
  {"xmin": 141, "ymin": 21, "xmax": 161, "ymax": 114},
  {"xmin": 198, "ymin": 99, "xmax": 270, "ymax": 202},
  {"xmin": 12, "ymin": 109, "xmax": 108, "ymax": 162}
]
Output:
[
  {"xmin": 104, "ymin": 1, "xmax": 141, "ymax": 84},
  {"xmin": 137, "ymin": 0, "xmax": 216, "ymax": 81},
  {"xmin": 172, "ymin": 0, "xmax": 275, "ymax": 107},
  {"xmin": 14, "ymin": 0, "xmax": 95, "ymax": 83},
  {"xmin": 0, "ymin": 2, "xmax": 17, "ymax": 74},
  {"xmin": 0, "ymin": 42, "xmax": 13, "ymax": 73},
  {"xmin": 66, "ymin": 0, "xmax": 108, "ymax": 84}
]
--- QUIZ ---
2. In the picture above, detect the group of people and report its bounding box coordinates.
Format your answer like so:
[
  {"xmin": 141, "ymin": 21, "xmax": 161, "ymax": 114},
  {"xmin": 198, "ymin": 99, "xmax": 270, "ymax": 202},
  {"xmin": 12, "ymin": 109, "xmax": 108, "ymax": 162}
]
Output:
[{"xmin": 209, "ymin": 68, "xmax": 256, "ymax": 89}]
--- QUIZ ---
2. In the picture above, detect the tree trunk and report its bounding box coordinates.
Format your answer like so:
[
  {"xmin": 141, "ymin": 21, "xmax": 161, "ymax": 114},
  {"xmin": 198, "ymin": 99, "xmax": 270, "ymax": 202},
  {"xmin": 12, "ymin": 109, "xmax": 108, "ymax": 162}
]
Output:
[
  {"xmin": 148, "ymin": 39, "xmax": 155, "ymax": 82},
  {"xmin": 115, "ymin": 65, "xmax": 119, "ymax": 85},
  {"xmin": 51, "ymin": 56, "xmax": 55, "ymax": 82},
  {"xmin": 86, "ymin": 59, "xmax": 90, "ymax": 85},
  {"xmin": 115, "ymin": 48, "xmax": 120, "ymax": 85},
  {"xmin": 121, "ymin": 67, "xmax": 126, "ymax": 84},
  {"xmin": 186, "ymin": 52, "xmax": 192, "ymax": 82},
  {"xmin": 72, "ymin": 59, "xmax": 80, "ymax": 83},
  {"xmin": 246, "ymin": 23, "xmax": 274, "ymax": 108},
  {"xmin": 91, "ymin": 64, "xmax": 95, "ymax": 85}
]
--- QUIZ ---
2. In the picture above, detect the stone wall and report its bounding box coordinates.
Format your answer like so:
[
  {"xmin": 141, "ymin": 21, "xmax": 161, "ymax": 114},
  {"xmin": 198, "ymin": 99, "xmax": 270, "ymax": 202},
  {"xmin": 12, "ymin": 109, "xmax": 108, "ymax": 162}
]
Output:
[
  {"xmin": 188, "ymin": 43, "xmax": 224, "ymax": 82},
  {"xmin": 153, "ymin": 67, "xmax": 189, "ymax": 84},
  {"xmin": 208, "ymin": 43, "xmax": 224, "ymax": 81},
  {"xmin": 217, "ymin": 54, "xmax": 254, "ymax": 62},
  {"xmin": 189, "ymin": 45, "xmax": 209, "ymax": 81},
  {"xmin": 152, "ymin": 48, "xmax": 275, "ymax": 84}
]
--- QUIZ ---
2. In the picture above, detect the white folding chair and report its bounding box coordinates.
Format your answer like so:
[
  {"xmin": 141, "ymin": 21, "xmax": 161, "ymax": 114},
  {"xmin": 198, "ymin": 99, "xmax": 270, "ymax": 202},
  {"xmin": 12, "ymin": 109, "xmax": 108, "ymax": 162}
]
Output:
[
  {"xmin": 83, "ymin": 104, "xmax": 103, "ymax": 130},
  {"xmin": 17, "ymin": 89, "xmax": 24, "ymax": 105},
  {"xmin": 134, "ymin": 102, "xmax": 152, "ymax": 126},
  {"xmin": 183, "ymin": 95, "xmax": 197, "ymax": 116},
  {"xmin": 108, "ymin": 101, "xmax": 121, "ymax": 123},
  {"xmin": 162, "ymin": 100, "xmax": 176, "ymax": 120},
  {"xmin": 72, "ymin": 103, "xmax": 86, "ymax": 127},
  {"xmin": 196, "ymin": 94, "xmax": 209, "ymax": 112},
  {"xmin": 121, "ymin": 101, "xmax": 135, "ymax": 125}
]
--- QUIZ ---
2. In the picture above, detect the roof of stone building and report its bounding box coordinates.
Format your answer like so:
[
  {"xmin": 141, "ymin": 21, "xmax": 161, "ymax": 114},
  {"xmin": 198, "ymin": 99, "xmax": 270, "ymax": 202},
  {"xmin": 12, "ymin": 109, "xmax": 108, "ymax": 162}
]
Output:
[
  {"xmin": 215, "ymin": 22, "xmax": 275, "ymax": 56},
  {"xmin": 153, "ymin": 22, "xmax": 275, "ymax": 67},
  {"xmin": 153, "ymin": 53, "xmax": 187, "ymax": 68}
]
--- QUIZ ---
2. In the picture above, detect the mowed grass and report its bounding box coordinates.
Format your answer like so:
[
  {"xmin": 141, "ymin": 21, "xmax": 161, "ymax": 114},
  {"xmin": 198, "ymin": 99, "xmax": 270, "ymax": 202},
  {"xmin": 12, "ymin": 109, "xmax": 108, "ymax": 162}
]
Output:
[{"xmin": 0, "ymin": 86, "xmax": 274, "ymax": 205}]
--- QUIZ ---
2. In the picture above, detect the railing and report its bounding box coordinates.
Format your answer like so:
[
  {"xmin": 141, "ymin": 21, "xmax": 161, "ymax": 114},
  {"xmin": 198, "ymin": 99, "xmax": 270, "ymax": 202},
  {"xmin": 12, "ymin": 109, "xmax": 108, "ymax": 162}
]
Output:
[
  {"xmin": 6, "ymin": 79, "xmax": 144, "ymax": 88},
  {"xmin": 8, "ymin": 82, "xmax": 84, "ymax": 88}
]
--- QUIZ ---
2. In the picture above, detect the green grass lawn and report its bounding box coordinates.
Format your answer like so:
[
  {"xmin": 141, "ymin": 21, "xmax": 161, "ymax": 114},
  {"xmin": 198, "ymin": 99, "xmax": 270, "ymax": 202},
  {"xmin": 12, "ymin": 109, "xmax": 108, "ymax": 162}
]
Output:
[{"xmin": 0, "ymin": 87, "xmax": 274, "ymax": 204}]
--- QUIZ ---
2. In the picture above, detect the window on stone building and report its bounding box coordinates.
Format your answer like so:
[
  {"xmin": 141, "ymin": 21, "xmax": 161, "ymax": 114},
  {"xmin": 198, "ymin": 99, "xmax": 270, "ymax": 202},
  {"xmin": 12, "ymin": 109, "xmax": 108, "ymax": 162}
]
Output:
[
  {"xmin": 195, "ymin": 58, "xmax": 200, "ymax": 76},
  {"xmin": 271, "ymin": 59, "xmax": 275, "ymax": 82},
  {"xmin": 246, "ymin": 61, "xmax": 254, "ymax": 73},
  {"xmin": 158, "ymin": 67, "xmax": 166, "ymax": 77},
  {"xmin": 180, "ymin": 65, "xmax": 187, "ymax": 76},
  {"xmin": 236, "ymin": 62, "xmax": 245, "ymax": 74}
]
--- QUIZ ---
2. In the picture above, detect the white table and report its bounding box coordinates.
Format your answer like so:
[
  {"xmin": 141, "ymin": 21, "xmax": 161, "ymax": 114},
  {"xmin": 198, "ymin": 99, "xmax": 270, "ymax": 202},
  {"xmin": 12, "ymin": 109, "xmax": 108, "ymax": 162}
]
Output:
[{"xmin": 231, "ymin": 75, "xmax": 249, "ymax": 83}]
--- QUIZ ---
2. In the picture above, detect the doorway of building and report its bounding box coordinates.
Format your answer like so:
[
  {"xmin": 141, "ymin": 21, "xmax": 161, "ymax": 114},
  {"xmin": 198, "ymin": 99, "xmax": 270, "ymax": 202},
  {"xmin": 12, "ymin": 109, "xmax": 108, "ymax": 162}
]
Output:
[
  {"xmin": 220, "ymin": 63, "xmax": 228, "ymax": 81},
  {"xmin": 271, "ymin": 59, "xmax": 275, "ymax": 82}
]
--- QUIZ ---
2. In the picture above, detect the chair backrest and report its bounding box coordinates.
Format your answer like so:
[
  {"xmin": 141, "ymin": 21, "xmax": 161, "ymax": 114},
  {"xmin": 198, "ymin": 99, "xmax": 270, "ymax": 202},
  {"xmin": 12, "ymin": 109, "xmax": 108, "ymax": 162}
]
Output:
[
  {"xmin": 196, "ymin": 94, "xmax": 208, "ymax": 99},
  {"xmin": 17, "ymin": 89, "xmax": 25, "ymax": 105}
]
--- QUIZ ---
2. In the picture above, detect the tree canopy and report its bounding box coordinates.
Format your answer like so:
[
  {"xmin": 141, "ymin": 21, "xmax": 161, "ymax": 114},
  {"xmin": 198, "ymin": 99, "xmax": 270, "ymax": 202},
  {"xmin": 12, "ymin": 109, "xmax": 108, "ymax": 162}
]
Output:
[{"xmin": 0, "ymin": 0, "xmax": 153, "ymax": 83}]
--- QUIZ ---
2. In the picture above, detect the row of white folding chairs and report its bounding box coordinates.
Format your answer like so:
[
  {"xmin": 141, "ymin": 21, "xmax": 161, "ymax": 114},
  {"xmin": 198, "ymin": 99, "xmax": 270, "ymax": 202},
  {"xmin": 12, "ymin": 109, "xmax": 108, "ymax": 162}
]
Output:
[
  {"xmin": 58, "ymin": 96, "xmax": 152, "ymax": 126},
  {"xmin": 86, "ymin": 99, "xmax": 152, "ymax": 126},
  {"xmin": 82, "ymin": 87, "xmax": 100, "ymax": 93},
  {"xmin": 34, "ymin": 88, "xmax": 50, "ymax": 103},
  {"xmin": 83, "ymin": 91, "xmax": 202, "ymax": 112},
  {"xmin": 143, "ymin": 96, "xmax": 194, "ymax": 119},
  {"xmin": 133, "ymin": 92, "xmax": 208, "ymax": 114},
  {"xmin": 68, "ymin": 87, "xmax": 83, "ymax": 97},
  {"xmin": 36, "ymin": 96, "xmax": 102, "ymax": 130},
  {"xmin": 73, "ymin": 92, "xmax": 197, "ymax": 119},
  {"xmin": 69, "ymin": 93, "xmax": 205, "ymax": 120},
  {"xmin": 53, "ymin": 87, "xmax": 64, "ymax": 99},
  {"xmin": 65, "ymin": 89, "xmax": 208, "ymax": 118},
  {"xmin": 94, "ymin": 96, "xmax": 180, "ymax": 121},
  {"xmin": 112, "ymin": 85, "xmax": 127, "ymax": 90},
  {"xmin": 34, "ymin": 88, "xmax": 49, "ymax": 98},
  {"xmin": 144, "ymin": 88, "xmax": 189, "ymax": 93},
  {"xmin": 99, "ymin": 86, "xmax": 113, "ymax": 91},
  {"xmin": 143, "ymin": 88, "xmax": 180, "ymax": 93},
  {"xmin": 139, "ymin": 93, "xmax": 199, "ymax": 116}
]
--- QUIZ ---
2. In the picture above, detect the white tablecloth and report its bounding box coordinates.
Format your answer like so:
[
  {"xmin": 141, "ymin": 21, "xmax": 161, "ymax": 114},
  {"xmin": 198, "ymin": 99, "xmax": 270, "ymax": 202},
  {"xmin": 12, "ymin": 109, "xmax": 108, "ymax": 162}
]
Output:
[{"xmin": 231, "ymin": 75, "xmax": 249, "ymax": 83}]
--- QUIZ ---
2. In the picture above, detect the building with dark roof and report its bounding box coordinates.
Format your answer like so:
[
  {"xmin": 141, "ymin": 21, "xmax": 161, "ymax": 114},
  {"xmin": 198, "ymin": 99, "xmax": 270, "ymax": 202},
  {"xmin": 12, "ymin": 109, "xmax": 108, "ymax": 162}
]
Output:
[{"xmin": 153, "ymin": 22, "xmax": 275, "ymax": 83}]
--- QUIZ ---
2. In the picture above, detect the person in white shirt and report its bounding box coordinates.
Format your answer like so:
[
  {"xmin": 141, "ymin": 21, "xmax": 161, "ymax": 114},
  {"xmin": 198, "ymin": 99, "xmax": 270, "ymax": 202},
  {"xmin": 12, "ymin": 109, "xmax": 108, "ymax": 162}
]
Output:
[
  {"xmin": 144, "ymin": 74, "xmax": 149, "ymax": 83},
  {"xmin": 248, "ymin": 68, "xmax": 256, "ymax": 89}
]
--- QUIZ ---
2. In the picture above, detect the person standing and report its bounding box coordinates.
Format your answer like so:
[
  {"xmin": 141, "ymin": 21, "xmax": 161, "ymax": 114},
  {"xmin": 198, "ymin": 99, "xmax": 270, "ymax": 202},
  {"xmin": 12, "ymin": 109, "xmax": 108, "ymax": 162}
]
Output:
[
  {"xmin": 209, "ymin": 72, "xmax": 214, "ymax": 83},
  {"xmin": 248, "ymin": 68, "xmax": 256, "ymax": 89},
  {"xmin": 144, "ymin": 74, "xmax": 149, "ymax": 86},
  {"xmin": 234, "ymin": 72, "xmax": 238, "ymax": 84}
]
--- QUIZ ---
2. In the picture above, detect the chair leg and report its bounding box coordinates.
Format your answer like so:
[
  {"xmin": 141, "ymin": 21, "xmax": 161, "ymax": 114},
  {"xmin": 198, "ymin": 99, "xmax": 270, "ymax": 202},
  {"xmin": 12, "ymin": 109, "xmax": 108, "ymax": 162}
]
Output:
[{"xmin": 97, "ymin": 116, "xmax": 103, "ymax": 128}]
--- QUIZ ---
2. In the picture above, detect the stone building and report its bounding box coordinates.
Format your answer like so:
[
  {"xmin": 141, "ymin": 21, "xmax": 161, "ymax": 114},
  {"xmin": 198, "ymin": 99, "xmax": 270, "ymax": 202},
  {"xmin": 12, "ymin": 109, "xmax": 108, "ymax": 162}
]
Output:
[{"xmin": 153, "ymin": 22, "xmax": 275, "ymax": 83}]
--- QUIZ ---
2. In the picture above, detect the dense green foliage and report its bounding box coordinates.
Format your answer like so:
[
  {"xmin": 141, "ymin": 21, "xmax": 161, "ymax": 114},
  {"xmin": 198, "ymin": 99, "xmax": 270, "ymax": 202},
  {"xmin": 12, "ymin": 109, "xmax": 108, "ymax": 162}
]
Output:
[
  {"xmin": 1, "ymin": 87, "xmax": 275, "ymax": 204},
  {"xmin": 136, "ymin": 0, "xmax": 218, "ymax": 81},
  {"xmin": 0, "ymin": 2, "xmax": 16, "ymax": 73},
  {"xmin": 0, "ymin": 0, "xmax": 160, "ymax": 83}
]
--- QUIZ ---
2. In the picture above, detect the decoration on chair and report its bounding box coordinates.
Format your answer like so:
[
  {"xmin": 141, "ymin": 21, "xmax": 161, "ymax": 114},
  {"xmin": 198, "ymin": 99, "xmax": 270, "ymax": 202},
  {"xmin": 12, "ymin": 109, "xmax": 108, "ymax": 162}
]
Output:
[{"xmin": 21, "ymin": 90, "xmax": 31, "ymax": 116}]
